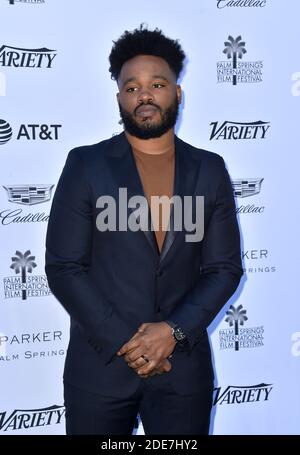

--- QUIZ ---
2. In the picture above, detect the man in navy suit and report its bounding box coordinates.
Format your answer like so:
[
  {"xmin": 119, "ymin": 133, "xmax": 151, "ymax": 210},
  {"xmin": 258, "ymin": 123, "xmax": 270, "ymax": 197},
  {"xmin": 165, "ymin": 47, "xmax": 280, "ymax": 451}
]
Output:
[{"xmin": 45, "ymin": 25, "xmax": 243, "ymax": 434}]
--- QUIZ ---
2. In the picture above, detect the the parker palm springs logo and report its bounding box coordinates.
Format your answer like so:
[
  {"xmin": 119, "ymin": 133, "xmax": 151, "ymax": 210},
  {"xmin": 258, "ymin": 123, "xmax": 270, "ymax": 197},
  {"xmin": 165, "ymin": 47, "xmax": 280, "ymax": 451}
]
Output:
[
  {"xmin": 217, "ymin": 35, "xmax": 263, "ymax": 85},
  {"xmin": 219, "ymin": 304, "xmax": 264, "ymax": 351},
  {"xmin": 225, "ymin": 305, "xmax": 248, "ymax": 350},
  {"xmin": 3, "ymin": 250, "xmax": 51, "ymax": 301},
  {"xmin": 10, "ymin": 251, "xmax": 36, "ymax": 300}
]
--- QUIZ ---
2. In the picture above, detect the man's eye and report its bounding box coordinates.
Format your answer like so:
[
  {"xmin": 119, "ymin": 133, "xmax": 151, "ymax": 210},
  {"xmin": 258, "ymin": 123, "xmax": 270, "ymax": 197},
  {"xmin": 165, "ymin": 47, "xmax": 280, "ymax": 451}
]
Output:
[
  {"xmin": 153, "ymin": 83, "xmax": 164, "ymax": 88},
  {"xmin": 126, "ymin": 87, "xmax": 137, "ymax": 93}
]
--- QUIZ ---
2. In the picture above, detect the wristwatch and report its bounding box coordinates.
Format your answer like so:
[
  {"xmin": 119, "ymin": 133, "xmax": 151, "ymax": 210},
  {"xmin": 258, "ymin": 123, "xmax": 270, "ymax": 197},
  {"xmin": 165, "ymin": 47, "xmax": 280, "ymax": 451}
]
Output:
[{"xmin": 165, "ymin": 320, "xmax": 187, "ymax": 344}]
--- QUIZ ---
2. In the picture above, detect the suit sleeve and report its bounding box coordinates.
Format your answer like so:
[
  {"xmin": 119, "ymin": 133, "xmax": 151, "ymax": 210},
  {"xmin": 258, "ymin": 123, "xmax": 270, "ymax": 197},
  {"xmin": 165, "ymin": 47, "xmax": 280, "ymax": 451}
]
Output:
[
  {"xmin": 45, "ymin": 148, "xmax": 135, "ymax": 365},
  {"xmin": 167, "ymin": 156, "xmax": 243, "ymax": 350}
]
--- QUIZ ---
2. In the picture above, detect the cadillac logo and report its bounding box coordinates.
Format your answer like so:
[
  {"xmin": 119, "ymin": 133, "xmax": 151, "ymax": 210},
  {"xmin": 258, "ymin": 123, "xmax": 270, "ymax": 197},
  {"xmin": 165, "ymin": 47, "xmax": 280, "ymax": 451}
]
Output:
[
  {"xmin": 232, "ymin": 179, "xmax": 264, "ymax": 198},
  {"xmin": 3, "ymin": 184, "xmax": 54, "ymax": 205}
]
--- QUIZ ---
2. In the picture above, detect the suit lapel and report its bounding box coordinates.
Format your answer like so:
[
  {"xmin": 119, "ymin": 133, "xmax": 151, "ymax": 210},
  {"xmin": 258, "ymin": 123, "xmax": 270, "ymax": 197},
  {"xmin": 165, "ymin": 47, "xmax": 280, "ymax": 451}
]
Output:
[
  {"xmin": 159, "ymin": 135, "xmax": 202, "ymax": 264},
  {"xmin": 104, "ymin": 133, "xmax": 159, "ymax": 256},
  {"xmin": 104, "ymin": 132, "xmax": 202, "ymax": 262}
]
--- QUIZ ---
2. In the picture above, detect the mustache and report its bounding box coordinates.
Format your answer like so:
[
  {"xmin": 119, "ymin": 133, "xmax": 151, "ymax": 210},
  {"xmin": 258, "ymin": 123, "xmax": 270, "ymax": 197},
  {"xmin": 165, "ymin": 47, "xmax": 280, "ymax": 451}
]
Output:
[{"xmin": 134, "ymin": 102, "xmax": 161, "ymax": 116}]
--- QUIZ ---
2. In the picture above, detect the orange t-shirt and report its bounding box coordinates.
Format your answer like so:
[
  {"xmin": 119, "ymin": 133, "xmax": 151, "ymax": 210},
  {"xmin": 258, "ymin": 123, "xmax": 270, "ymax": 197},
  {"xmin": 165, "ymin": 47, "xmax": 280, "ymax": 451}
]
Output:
[{"xmin": 132, "ymin": 146, "xmax": 175, "ymax": 253}]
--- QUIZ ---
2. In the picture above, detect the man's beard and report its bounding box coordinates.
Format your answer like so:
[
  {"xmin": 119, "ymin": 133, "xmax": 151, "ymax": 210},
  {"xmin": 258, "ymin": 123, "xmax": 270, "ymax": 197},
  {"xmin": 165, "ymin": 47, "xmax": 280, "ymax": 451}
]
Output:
[{"xmin": 118, "ymin": 96, "xmax": 179, "ymax": 139}]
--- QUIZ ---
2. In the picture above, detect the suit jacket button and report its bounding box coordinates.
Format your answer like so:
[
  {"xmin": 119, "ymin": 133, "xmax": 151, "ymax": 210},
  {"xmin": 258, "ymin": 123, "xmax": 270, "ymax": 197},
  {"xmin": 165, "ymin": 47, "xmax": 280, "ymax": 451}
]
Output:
[{"xmin": 156, "ymin": 269, "xmax": 163, "ymax": 277}]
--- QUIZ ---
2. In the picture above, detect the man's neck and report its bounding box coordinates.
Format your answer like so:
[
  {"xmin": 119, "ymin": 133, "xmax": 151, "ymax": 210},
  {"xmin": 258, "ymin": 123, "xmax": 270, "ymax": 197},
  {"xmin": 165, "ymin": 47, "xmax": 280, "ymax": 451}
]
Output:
[{"xmin": 125, "ymin": 129, "xmax": 175, "ymax": 155}]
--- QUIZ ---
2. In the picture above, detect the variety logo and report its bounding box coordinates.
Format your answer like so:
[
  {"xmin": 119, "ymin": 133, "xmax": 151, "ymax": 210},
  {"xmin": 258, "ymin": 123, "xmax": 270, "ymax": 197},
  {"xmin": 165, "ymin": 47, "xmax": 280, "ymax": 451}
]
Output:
[
  {"xmin": 0, "ymin": 45, "xmax": 56, "ymax": 69},
  {"xmin": 3, "ymin": 250, "xmax": 51, "ymax": 301},
  {"xmin": 242, "ymin": 248, "xmax": 276, "ymax": 274},
  {"xmin": 219, "ymin": 304, "xmax": 264, "ymax": 351},
  {"xmin": 217, "ymin": 35, "xmax": 263, "ymax": 85},
  {"xmin": 3, "ymin": 185, "xmax": 54, "ymax": 205},
  {"xmin": 0, "ymin": 405, "xmax": 65, "ymax": 432},
  {"xmin": 213, "ymin": 383, "xmax": 273, "ymax": 405},
  {"xmin": 0, "ymin": 119, "xmax": 62, "ymax": 143},
  {"xmin": 0, "ymin": 330, "xmax": 65, "ymax": 362},
  {"xmin": 291, "ymin": 332, "xmax": 300, "ymax": 357},
  {"xmin": 216, "ymin": 0, "xmax": 267, "ymax": 8},
  {"xmin": 210, "ymin": 121, "xmax": 270, "ymax": 140},
  {"xmin": 291, "ymin": 72, "xmax": 300, "ymax": 96}
]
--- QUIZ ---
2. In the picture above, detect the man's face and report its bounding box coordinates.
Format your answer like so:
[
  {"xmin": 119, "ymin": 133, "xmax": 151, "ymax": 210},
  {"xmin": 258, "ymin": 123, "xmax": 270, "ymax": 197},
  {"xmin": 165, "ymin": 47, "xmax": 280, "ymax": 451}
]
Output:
[{"xmin": 117, "ymin": 55, "xmax": 181, "ymax": 139}]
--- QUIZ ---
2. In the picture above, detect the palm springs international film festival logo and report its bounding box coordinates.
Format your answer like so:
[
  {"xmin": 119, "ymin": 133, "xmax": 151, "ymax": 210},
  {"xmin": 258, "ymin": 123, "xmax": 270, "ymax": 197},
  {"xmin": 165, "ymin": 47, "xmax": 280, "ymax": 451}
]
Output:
[
  {"xmin": 3, "ymin": 250, "xmax": 51, "ymax": 301},
  {"xmin": 209, "ymin": 121, "xmax": 270, "ymax": 140},
  {"xmin": 217, "ymin": 35, "xmax": 263, "ymax": 85},
  {"xmin": 0, "ymin": 45, "xmax": 56, "ymax": 69},
  {"xmin": 0, "ymin": 405, "xmax": 64, "ymax": 432},
  {"xmin": 219, "ymin": 304, "xmax": 264, "ymax": 351},
  {"xmin": 213, "ymin": 383, "xmax": 273, "ymax": 405}
]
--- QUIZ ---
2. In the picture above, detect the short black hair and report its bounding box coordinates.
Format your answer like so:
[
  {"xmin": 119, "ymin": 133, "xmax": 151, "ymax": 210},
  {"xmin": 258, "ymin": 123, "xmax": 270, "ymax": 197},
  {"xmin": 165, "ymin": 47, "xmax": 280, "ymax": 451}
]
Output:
[{"xmin": 109, "ymin": 24, "xmax": 186, "ymax": 81}]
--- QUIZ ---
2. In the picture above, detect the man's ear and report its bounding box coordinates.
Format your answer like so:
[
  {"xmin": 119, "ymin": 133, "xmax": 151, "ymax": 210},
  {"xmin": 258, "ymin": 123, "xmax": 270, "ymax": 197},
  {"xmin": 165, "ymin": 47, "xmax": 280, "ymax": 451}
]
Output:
[
  {"xmin": 176, "ymin": 85, "xmax": 182, "ymax": 104},
  {"xmin": 116, "ymin": 92, "xmax": 120, "ymax": 102}
]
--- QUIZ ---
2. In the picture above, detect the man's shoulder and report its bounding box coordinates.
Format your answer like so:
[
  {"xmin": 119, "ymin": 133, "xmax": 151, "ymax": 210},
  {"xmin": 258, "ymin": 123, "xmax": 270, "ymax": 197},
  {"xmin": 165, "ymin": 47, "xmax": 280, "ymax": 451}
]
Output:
[
  {"xmin": 176, "ymin": 136, "xmax": 225, "ymax": 167},
  {"xmin": 67, "ymin": 133, "xmax": 121, "ymax": 162}
]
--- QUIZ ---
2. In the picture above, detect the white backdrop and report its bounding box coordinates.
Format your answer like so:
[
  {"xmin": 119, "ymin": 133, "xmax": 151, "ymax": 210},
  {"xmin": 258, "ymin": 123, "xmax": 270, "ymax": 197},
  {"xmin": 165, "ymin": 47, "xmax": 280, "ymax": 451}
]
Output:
[{"xmin": 0, "ymin": 0, "xmax": 299, "ymax": 435}]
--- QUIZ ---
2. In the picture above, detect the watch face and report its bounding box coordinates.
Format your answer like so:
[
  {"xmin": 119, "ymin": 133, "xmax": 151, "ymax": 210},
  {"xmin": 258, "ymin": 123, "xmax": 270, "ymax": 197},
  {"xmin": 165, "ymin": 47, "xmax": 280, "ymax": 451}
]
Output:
[{"xmin": 174, "ymin": 327, "xmax": 186, "ymax": 341}]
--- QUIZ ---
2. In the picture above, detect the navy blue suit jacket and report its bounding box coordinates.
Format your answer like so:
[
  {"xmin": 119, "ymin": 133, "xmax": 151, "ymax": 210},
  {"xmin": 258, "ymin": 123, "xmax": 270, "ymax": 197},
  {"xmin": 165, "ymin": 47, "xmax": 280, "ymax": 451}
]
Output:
[{"xmin": 45, "ymin": 132, "xmax": 243, "ymax": 397}]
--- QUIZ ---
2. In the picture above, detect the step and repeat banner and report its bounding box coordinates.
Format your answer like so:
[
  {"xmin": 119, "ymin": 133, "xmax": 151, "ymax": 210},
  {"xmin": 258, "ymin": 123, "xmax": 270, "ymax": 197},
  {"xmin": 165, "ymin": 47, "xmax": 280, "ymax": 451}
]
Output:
[{"xmin": 0, "ymin": 0, "xmax": 299, "ymax": 435}]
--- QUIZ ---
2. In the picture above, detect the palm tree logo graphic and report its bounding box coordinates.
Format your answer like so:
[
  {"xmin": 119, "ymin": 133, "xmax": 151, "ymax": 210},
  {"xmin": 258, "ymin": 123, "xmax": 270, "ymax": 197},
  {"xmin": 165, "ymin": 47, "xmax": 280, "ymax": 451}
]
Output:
[
  {"xmin": 225, "ymin": 304, "xmax": 248, "ymax": 351},
  {"xmin": 10, "ymin": 250, "xmax": 37, "ymax": 300},
  {"xmin": 223, "ymin": 35, "xmax": 247, "ymax": 86}
]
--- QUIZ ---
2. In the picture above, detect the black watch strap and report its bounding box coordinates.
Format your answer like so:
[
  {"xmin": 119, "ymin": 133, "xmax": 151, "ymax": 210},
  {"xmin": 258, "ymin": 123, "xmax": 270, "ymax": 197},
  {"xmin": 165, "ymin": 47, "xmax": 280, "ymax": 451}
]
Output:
[
  {"xmin": 165, "ymin": 320, "xmax": 187, "ymax": 344},
  {"xmin": 165, "ymin": 320, "xmax": 178, "ymax": 330}
]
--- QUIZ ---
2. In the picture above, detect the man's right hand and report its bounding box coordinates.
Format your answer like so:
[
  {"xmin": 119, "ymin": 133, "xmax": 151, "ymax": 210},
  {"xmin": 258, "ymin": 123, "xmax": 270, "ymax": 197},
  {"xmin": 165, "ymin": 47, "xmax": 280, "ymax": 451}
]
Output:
[{"xmin": 137, "ymin": 358, "xmax": 172, "ymax": 379}]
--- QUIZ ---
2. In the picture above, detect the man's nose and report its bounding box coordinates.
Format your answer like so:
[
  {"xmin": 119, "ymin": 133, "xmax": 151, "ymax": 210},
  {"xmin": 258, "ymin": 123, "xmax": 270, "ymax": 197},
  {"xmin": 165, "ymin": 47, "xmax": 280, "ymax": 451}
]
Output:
[{"xmin": 138, "ymin": 89, "xmax": 153, "ymax": 104}]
